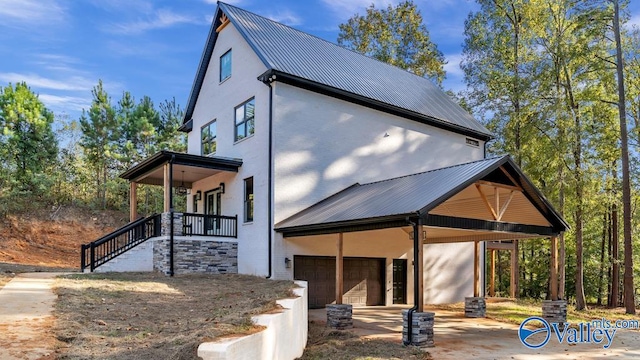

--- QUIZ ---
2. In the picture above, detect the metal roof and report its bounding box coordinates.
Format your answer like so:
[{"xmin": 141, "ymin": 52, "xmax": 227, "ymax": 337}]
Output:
[
  {"xmin": 119, "ymin": 150, "xmax": 242, "ymax": 185},
  {"xmin": 183, "ymin": 2, "xmax": 493, "ymax": 140},
  {"xmin": 275, "ymin": 156, "xmax": 568, "ymax": 235}
]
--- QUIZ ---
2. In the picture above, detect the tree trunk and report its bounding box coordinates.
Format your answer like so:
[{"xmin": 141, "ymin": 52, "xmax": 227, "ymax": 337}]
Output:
[
  {"xmin": 598, "ymin": 212, "xmax": 607, "ymax": 306},
  {"xmin": 613, "ymin": 0, "xmax": 635, "ymax": 315},
  {"xmin": 610, "ymin": 171, "xmax": 620, "ymax": 308}
]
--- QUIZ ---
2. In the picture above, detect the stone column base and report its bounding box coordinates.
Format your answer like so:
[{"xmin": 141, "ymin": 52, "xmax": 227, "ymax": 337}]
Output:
[
  {"xmin": 465, "ymin": 297, "xmax": 486, "ymax": 318},
  {"xmin": 542, "ymin": 300, "xmax": 567, "ymax": 330},
  {"xmin": 326, "ymin": 304, "xmax": 352, "ymax": 330},
  {"xmin": 402, "ymin": 310, "xmax": 435, "ymax": 347}
]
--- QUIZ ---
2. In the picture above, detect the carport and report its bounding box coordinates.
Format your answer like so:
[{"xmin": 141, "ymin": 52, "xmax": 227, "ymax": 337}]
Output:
[{"xmin": 275, "ymin": 155, "xmax": 568, "ymax": 346}]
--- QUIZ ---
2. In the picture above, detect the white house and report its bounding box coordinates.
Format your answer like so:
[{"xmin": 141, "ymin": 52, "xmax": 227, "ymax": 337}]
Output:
[{"xmin": 84, "ymin": 3, "xmax": 567, "ymax": 312}]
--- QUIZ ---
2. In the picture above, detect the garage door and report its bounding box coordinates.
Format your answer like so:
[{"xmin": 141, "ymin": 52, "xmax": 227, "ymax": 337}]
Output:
[{"xmin": 294, "ymin": 256, "xmax": 385, "ymax": 309}]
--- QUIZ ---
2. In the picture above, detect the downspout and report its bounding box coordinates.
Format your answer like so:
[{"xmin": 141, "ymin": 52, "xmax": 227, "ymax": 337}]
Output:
[
  {"xmin": 169, "ymin": 155, "xmax": 175, "ymax": 277},
  {"xmin": 266, "ymin": 78, "xmax": 274, "ymax": 278},
  {"xmin": 404, "ymin": 213, "xmax": 422, "ymax": 346}
]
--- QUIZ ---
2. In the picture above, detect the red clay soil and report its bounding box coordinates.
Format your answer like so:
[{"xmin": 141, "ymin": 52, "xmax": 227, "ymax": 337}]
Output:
[{"xmin": 0, "ymin": 206, "xmax": 128, "ymax": 269}]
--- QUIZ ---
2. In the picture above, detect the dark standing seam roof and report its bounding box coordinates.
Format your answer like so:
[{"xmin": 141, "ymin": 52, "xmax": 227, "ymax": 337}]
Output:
[
  {"xmin": 274, "ymin": 156, "xmax": 568, "ymax": 233},
  {"xmin": 183, "ymin": 2, "xmax": 493, "ymax": 140}
]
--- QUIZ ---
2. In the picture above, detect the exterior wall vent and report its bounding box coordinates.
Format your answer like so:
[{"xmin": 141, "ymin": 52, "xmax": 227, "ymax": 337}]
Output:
[{"xmin": 466, "ymin": 138, "xmax": 480, "ymax": 147}]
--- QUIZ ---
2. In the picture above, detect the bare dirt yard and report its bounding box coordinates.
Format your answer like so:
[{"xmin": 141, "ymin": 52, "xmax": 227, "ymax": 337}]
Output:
[
  {"xmin": 52, "ymin": 272, "xmax": 295, "ymax": 360},
  {"xmin": 0, "ymin": 206, "xmax": 127, "ymax": 269}
]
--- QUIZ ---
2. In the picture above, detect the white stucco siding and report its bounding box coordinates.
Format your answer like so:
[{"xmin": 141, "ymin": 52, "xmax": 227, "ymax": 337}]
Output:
[
  {"xmin": 272, "ymin": 82, "xmax": 485, "ymax": 224},
  {"xmin": 186, "ymin": 22, "xmax": 271, "ymax": 276}
]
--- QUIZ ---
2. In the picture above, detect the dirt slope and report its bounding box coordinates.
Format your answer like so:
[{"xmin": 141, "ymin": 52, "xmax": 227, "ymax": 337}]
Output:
[{"xmin": 0, "ymin": 206, "xmax": 128, "ymax": 269}]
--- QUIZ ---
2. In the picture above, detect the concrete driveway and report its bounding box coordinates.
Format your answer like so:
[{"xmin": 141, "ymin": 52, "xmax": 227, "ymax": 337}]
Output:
[{"xmin": 309, "ymin": 306, "xmax": 640, "ymax": 359}]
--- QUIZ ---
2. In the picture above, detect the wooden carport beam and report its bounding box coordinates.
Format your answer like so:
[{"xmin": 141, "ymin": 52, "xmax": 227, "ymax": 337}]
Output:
[
  {"xmin": 130, "ymin": 181, "xmax": 137, "ymax": 222},
  {"xmin": 336, "ymin": 233, "xmax": 344, "ymax": 305},
  {"xmin": 475, "ymin": 183, "xmax": 515, "ymax": 222}
]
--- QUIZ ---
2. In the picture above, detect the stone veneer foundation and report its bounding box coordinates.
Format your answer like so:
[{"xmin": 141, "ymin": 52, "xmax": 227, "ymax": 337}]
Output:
[
  {"xmin": 153, "ymin": 212, "xmax": 239, "ymax": 275},
  {"xmin": 542, "ymin": 300, "xmax": 567, "ymax": 330},
  {"xmin": 326, "ymin": 304, "xmax": 353, "ymax": 330},
  {"xmin": 464, "ymin": 297, "xmax": 486, "ymax": 318},
  {"xmin": 402, "ymin": 310, "xmax": 435, "ymax": 347}
]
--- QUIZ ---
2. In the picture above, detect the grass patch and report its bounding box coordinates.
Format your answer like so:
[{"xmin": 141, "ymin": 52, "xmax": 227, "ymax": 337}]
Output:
[
  {"xmin": 52, "ymin": 272, "xmax": 295, "ymax": 360},
  {"xmin": 300, "ymin": 320, "xmax": 431, "ymax": 360}
]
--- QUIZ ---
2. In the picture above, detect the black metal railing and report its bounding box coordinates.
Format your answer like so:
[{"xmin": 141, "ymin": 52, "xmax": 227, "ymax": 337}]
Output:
[
  {"xmin": 81, "ymin": 213, "xmax": 160, "ymax": 272},
  {"xmin": 181, "ymin": 213, "xmax": 238, "ymax": 238}
]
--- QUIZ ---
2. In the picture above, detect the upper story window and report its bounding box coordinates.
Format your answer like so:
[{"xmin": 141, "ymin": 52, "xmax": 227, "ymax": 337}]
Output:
[
  {"xmin": 235, "ymin": 98, "xmax": 255, "ymax": 142},
  {"xmin": 220, "ymin": 49, "xmax": 232, "ymax": 82},
  {"xmin": 201, "ymin": 120, "xmax": 217, "ymax": 155}
]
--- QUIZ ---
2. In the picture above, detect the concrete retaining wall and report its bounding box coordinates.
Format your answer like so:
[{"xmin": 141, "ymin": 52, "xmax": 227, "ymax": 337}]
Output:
[
  {"xmin": 94, "ymin": 240, "xmax": 153, "ymax": 273},
  {"xmin": 198, "ymin": 281, "xmax": 308, "ymax": 360}
]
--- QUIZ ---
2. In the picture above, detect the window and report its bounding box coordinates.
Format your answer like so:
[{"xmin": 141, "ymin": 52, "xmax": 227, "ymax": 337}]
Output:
[
  {"xmin": 465, "ymin": 138, "xmax": 480, "ymax": 147},
  {"xmin": 220, "ymin": 49, "xmax": 232, "ymax": 82},
  {"xmin": 244, "ymin": 177, "xmax": 254, "ymax": 222},
  {"xmin": 235, "ymin": 98, "xmax": 255, "ymax": 142},
  {"xmin": 201, "ymin": 120, "xmax": 217, "ymax": 155}
]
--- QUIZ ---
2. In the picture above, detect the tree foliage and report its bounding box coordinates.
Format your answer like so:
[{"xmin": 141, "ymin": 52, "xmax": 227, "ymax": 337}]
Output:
[
  {"xmin": 337, "ymin": 0, "xmax": 446, "ymax": 85},
  {"xmin": 0, "ymin": 82, "xmax": 57, "ymax": 213}
]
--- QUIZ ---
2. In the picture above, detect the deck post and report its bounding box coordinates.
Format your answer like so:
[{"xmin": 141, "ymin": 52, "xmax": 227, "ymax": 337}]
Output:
[
  {"xmin": 130, "ymin": 181, "xmax": 137, "ymax": 223},
  {"xmin": 550, "ymin": 236, "xmax": 558, "ymax": 301},
  {"xmin": 336, "ymin": 233, "xmax": 344, "ymax": 305},
  {"xmin": 163, "ymin": 164, "xmax": 170, "ymax": 213}
]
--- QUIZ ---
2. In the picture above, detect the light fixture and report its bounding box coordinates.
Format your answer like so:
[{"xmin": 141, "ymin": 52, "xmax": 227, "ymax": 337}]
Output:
[
  {"xmin": 284, "ymin": 257, "xmax": 292, "ymax": 269},
  {"xmin": 176, "ymin": 171, "xmax": 188, "ymax": 196},
  {"xmin": 219, "ymin": 182, "xmax": 225, "ymax": 194},
  {"xmin": 195, "ymin": 190, "xmax": 202, "ymax": 201}
]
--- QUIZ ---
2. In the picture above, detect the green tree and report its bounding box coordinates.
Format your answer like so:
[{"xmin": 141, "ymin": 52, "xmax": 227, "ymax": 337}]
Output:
[
  {"xmin": 0, "ymin": 82, "xmax": 57, "ymax": 211},
  {"xmin": 79, "ymin": 80, "xmax": 119, "ymax": 209},
  {"xmin": 337, "ymin": 1, "xmax": 446, "ymax": 85}
]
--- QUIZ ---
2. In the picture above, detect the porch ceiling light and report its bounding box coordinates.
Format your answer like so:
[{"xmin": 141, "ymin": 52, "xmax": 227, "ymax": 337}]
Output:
[{"xmin": 176, "ymin": 171, "xmax": 188, "ymax": 196}]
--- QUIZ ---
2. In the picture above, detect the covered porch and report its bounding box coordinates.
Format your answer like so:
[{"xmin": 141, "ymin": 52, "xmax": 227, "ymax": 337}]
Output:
[
  {"xmin": 119, "ymin": 150, "xmax": 243, "ymax": 233},
  {"xmin": 275, "ymin": 155, "xmax": 568, "ymax": 347}
]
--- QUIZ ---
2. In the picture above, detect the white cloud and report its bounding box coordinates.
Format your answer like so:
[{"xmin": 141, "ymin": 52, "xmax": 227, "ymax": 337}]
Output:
[
  {"xmin": 106, "ymin": 8, "xmax": 198, "ymax": 34},
  {"xmin": 266, "ymin": 10, "xmax": 303, "ymax": 26},
  {"xmin": 38, "ymin": 94, "xmax": 91, "ymax": 112},
  {"xmin": 321, "ymin": 0, "xmax": 397, "ymax": 18},
  {"xmin": 443, "ymin": 53, "xmax": 463, "ymax": 77},
  {"xmin": 626, "ymin": 14, "xmax": 640, "ymax": 30},
  {"xmin": 0, "ymin": 0, "xmax": 66, "ymax": 25},
  {"xmin": 0, "ymin": 73, "xmax": 95, "ymax": 92}
]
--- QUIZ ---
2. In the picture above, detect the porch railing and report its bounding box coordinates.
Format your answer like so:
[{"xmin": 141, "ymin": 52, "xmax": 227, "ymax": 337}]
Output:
[
  {"xmin": 181, "ymin": 213, "xmax": 238, "ymax": 238},
  {"xmin": 81, "ymin": 213, "xmax": 161, "ymax": 272}
]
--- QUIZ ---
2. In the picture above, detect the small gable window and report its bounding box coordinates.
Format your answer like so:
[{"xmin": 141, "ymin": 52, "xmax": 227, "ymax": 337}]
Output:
[
  {"xmin": 201, "ymin": 120, "xmax": 217, "ymax": 155},
  {"xmin": 234, "ymin": 98, "xmax": 255, "ymax": 142},
  {"xmin": 220, "ymin": 49, "xmax": 232, "ymax": 82}
]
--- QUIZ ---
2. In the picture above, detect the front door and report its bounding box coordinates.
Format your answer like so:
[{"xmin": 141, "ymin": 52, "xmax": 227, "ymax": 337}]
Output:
[
  {"xmin": 392, "ymin": 259, "xmax": 407, "ymax": 304},
  {"xmin": 205, "ymin": 188, "xmax": 222, "ymax": 233}
]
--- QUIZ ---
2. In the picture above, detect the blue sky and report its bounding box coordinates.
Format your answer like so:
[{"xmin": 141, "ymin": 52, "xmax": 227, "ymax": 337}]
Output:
[{"xmin": 1, "ymin": 0, "xmax": 639, "ymax": 123}]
